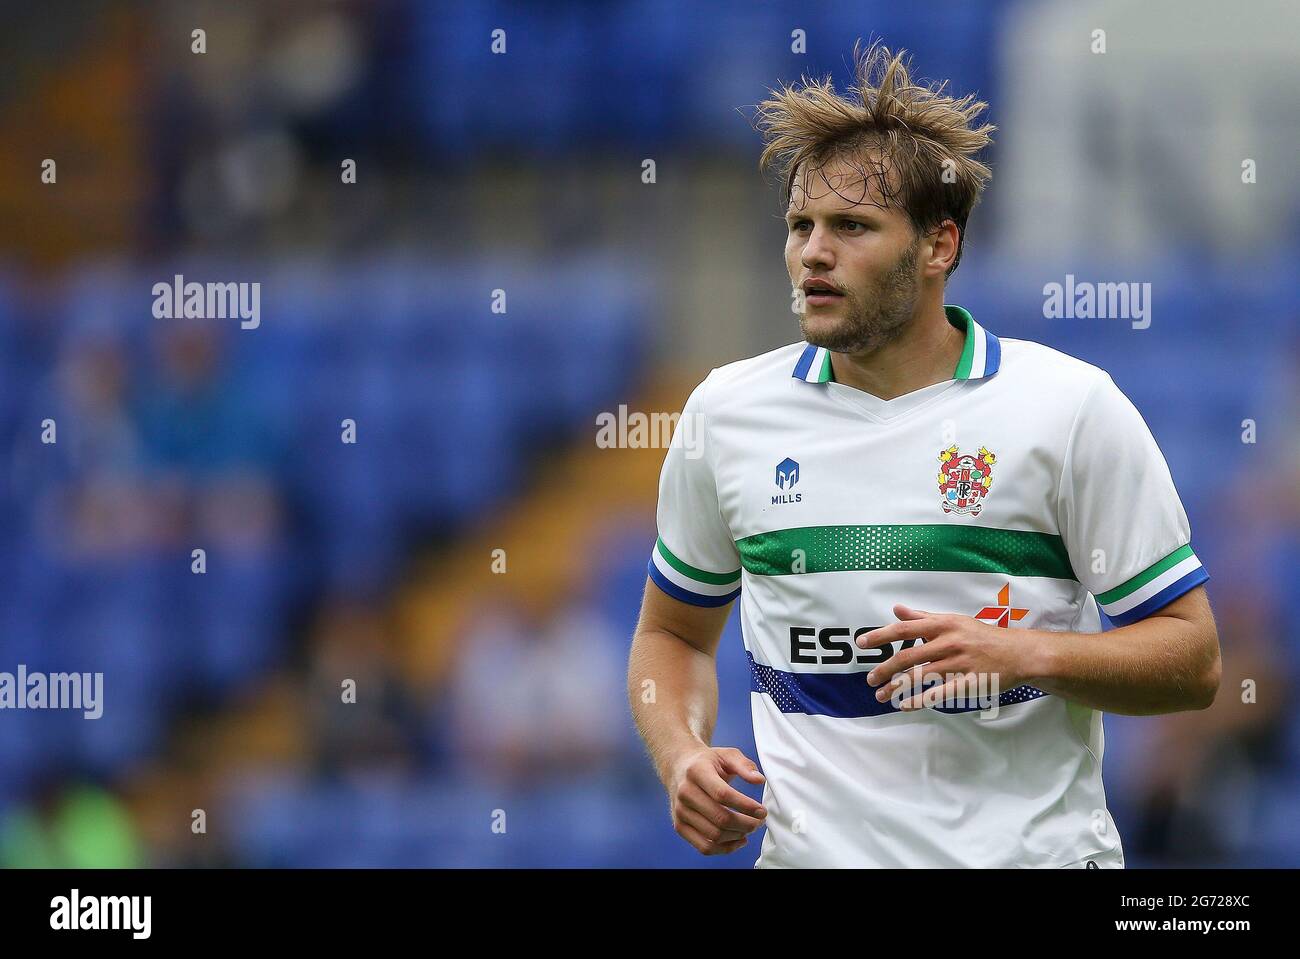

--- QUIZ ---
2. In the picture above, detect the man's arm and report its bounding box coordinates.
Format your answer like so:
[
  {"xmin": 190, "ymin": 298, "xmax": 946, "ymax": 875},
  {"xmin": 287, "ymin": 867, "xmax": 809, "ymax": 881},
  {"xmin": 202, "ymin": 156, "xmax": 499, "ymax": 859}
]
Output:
[
  {"xmin": 628, "ymin": 579, "xmax": 767, "ymax": 855},
  {"xmin": 1023, "ymin": 585, "xmax": 1220, "ymax": 713},
  {"xmin": 861, "ymin": 585, "xmax": 1220, "ymax": 715}
]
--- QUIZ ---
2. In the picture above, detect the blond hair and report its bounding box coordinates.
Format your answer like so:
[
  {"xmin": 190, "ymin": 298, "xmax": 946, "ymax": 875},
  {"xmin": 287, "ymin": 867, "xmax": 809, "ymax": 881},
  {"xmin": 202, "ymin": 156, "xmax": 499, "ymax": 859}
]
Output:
[{"xmin": 755, "ymin": 41, "xmax": 995, "ymax": 277}]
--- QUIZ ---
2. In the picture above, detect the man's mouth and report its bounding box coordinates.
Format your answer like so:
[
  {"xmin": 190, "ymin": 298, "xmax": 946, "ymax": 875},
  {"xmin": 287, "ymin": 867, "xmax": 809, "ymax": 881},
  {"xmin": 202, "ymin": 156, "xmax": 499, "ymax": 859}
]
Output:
[{"xmin": 802, "ymin": 282, "xmax": 845, "ymax": 307}]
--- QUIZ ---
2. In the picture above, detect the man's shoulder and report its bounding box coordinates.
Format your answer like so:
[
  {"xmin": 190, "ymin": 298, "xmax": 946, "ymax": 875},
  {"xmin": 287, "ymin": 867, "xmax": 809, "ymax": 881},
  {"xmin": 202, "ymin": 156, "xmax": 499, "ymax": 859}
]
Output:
[
  {"xmin": 695, "ymin": 341, "xmax": 808, "ymax": 405},
  {"xmin": 997, "ymin": 336, "xmax": 1113, "ymax": 399}
]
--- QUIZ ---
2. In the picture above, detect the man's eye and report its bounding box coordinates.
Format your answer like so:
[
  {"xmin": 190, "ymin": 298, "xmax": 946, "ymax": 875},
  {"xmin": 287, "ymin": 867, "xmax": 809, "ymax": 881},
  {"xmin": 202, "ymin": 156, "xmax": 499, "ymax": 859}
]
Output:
[{"xmin": 842, "ymin": 221, "xmax": 865, "ymax": 232}]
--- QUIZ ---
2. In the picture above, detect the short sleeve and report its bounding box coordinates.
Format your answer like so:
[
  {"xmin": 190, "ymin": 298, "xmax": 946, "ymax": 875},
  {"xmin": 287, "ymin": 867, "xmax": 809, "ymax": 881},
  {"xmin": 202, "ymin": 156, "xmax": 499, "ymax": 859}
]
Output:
[
  {"xmin": 646, "ymin": 374, "xmax": 742, "ymax": 607},
  {"xmin": 1058, "ymin": 373, "xmax": 1208, "ymax": 626}
]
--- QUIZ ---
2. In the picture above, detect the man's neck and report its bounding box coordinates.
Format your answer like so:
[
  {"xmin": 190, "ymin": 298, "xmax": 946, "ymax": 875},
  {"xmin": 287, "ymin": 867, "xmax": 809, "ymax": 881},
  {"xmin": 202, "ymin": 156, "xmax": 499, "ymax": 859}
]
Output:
[{"xmin": 828, "ymin": 301, "xmax": 963, "ymax": 401}]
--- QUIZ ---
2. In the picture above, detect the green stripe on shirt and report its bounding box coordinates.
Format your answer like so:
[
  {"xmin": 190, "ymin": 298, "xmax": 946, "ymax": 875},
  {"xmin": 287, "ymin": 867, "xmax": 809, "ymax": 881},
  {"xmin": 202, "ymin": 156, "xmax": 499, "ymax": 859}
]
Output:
[
  {"xmin": 735, "ymin": 524, "xmax": 1076, "ymax": 580},
  {"xmin": 656, "ymin": 536, "xmax": 741, "ymax": 585},
  {"xmin": 1094, "ymin": 544, "xmax": 1195, "ymax": 605}
]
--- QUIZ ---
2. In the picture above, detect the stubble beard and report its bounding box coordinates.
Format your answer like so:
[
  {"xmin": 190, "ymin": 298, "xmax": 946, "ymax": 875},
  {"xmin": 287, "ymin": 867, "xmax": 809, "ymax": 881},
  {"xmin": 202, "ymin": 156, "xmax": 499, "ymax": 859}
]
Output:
[{"xmin": 800, "ymin": 236, "xmax": 922, "ymax": 355}]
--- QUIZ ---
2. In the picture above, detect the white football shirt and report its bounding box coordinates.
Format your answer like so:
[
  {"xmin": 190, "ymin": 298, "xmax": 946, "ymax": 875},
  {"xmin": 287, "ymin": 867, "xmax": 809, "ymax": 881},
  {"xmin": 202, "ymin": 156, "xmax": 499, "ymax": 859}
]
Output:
[{"xmin": 647, "ymin": 305, "xmax": 1207, "ymax": 868}]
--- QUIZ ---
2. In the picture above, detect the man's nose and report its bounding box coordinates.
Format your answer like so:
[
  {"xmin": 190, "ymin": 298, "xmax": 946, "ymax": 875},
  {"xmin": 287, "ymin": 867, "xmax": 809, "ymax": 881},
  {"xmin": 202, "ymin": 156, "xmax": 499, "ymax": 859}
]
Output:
[{"xmin": 800, "ymin": 225, "xmax": 834, "ymax": 270}]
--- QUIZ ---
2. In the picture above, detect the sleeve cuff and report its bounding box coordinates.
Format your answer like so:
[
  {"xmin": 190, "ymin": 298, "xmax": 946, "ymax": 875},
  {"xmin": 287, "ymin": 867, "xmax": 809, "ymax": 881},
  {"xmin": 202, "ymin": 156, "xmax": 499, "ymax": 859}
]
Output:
[
  {"xmin": 647, "ymin": 537, "xmax": 741, "ymax": 608},
  {"xmin": 1095, "ymin": 544, "xmax": 1208, "ymax": 626}
]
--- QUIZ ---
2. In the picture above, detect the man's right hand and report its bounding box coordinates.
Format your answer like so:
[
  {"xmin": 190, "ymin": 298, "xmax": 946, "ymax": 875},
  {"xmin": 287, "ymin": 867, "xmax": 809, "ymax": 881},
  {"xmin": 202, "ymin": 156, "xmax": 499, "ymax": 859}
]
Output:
[{"xmin": 664, "ymin": 746, "xmax": 768, "ymax": 855}]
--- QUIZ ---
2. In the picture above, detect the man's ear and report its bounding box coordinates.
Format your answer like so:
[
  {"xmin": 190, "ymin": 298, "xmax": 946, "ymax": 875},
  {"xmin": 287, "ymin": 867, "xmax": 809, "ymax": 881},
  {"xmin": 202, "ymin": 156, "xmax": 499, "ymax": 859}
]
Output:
[{"xmin": 926, "ymin": 220, "xmax": 960, "ymax": 277}]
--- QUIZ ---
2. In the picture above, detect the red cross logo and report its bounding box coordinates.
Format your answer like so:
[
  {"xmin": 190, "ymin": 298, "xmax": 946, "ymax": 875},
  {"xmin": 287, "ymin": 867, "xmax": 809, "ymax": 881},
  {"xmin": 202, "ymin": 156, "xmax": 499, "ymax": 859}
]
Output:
[{"xmin": 975, "ymin": 583, "xmax": 1029, "ymax": 628}]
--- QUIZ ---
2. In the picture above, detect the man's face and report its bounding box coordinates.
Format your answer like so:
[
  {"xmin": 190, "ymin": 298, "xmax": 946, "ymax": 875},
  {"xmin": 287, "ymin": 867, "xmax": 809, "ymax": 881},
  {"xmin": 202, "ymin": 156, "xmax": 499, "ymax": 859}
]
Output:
[{"xmin": 784, "ymin": 154, "xmax": 923, "ymax": 354}]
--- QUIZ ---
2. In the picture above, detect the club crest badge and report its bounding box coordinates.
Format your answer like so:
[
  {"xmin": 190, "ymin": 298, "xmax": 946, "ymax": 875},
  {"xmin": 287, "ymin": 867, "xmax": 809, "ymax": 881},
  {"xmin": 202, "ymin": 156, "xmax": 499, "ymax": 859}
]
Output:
[{"xmin": 937, "ymin": 445, "xmax": 996, "ymax": 515}]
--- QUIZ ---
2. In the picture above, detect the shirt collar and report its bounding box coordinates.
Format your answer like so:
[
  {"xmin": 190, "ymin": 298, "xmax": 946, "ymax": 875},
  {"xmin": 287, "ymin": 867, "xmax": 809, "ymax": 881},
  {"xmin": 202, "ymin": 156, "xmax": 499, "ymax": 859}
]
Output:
[{"xmin": 792, "ymin": 304, "xmax": 1002, "ymax": 384}]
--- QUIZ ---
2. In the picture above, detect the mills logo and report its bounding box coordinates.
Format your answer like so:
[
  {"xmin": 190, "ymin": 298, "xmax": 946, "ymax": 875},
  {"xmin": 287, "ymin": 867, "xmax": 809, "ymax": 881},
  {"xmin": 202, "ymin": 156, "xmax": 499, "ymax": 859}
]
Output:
[{"xmin": 772, "ymin": 457, "xmax": 802, "ymax": 505}]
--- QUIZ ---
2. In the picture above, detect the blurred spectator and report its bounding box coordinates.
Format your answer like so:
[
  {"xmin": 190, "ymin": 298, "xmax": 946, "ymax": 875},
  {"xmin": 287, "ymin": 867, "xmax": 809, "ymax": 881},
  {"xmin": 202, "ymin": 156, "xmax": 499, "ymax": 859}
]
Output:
[
  {"xmin": 1127, "ymin": 591, "xmax": 1288, "ymax": 865},
  {"xmin": 305, "ymin": 598, "xmax": 426, "ymax": 779},
  {"xmin": 448, "ymin": 601, "xmax": 627, "ymax": 785}
]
